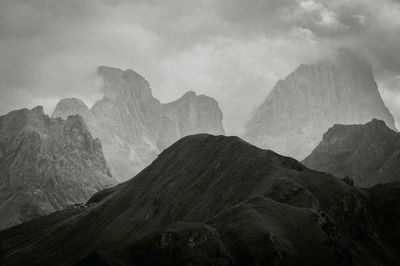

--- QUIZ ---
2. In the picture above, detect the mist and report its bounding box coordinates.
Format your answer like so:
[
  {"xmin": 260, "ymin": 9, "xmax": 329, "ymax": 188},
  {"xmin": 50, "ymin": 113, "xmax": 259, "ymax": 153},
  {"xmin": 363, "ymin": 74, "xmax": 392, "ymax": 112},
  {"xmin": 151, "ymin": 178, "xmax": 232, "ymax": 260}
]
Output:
[{"xmin": 1, "ymin": 0, "xmax": 400, "ymax": 134}]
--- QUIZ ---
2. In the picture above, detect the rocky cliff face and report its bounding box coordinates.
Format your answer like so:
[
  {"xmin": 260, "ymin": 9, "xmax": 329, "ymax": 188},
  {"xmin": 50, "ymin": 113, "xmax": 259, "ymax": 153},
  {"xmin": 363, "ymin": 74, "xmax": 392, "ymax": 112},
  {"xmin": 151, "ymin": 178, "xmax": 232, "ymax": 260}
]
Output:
[
  {"xmin": 245, "ymin": 48, "xmax": 396, "ymax": 160},
  {"xmin": 52, "ymin": 66, "xmax": 224, "ymax": 181},
  {"xmin": 303, "ymin": 119, "xmax": 400, "ymax": 187},
  {"xmin": 0, "ymin": 106, "xmax": 116, "ymax": 230},
  {"xmin": 1, "ymin": 135, "xmax": 399, "ymax": 265}
]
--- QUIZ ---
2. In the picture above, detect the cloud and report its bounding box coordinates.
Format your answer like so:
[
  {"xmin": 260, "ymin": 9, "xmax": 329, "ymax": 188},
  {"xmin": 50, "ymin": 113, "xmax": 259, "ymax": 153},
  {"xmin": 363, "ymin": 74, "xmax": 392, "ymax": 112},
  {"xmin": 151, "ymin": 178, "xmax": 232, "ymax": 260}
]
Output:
[{"xmin": 1, "ymin": 0, "xmax": 400, "ymax": 131}]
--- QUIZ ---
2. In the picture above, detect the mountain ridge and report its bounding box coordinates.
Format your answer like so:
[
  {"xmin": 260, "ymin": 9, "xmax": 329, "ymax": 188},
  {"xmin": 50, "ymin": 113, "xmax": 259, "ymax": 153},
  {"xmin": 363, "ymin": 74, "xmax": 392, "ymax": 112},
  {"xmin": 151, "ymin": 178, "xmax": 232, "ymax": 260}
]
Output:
[
  {"xmin": 52, "ymin": 66, "xmax": 225, "ymax": 181},
  {"xmin": 0, "ymin": 134, "xmax": 399, "ymax": 265},
  {"xmin": 0, "ymin": 106, "xmax": 116, "ymax": 230}
]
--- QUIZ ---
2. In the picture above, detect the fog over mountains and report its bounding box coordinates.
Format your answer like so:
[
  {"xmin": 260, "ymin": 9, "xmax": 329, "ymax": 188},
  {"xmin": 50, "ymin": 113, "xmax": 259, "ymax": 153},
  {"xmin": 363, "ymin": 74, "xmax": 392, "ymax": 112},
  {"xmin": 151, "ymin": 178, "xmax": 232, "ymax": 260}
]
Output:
[
  {"xmin": 52, "ymin": 66, "xmax": 224, "ymax": 181},
  {"xmin": 245, "ymin": 48, "xmax": 396, "ymax": 160},
  {"xmin": 0, "ymin": 46, "xmax": 400, "ymax": 264},
  {"xmin": 1, "ymin": 1, "xmax": 400, "ymax": 265}
]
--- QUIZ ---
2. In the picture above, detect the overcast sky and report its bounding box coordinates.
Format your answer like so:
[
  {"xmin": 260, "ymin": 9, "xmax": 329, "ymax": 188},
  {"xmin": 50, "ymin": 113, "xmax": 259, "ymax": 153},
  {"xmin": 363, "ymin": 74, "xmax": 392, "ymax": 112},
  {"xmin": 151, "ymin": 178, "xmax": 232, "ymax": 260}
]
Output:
[{"xmin": 1, "ymin": 0, "xmax": 400, "ymax": 134}]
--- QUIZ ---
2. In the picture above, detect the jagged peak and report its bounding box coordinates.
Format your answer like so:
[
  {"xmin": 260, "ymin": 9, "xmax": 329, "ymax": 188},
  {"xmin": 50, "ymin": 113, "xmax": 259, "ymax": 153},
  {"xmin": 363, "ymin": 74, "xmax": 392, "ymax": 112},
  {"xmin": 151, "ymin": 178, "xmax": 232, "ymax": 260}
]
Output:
[
  {"xmin": 31, "ymin": 105, "xmax": 44, "ymax": 115},
  {"xmin": 97, "ymin": 65, "xmax": 152, "ymax": 102},
  {"xmin": 167, "ymin": 90, "xmax": 220, "ymax": 106},
  {"xmin": 97, "ymin": 65, "xmax": 148, "ymax": 85}
]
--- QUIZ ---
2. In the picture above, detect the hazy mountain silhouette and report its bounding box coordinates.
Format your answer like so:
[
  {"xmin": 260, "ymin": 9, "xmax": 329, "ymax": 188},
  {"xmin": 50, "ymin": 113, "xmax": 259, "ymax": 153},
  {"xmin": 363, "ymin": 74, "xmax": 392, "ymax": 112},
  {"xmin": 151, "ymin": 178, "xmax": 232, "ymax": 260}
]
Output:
[
  {"xmin": 245, "ymin": 48, "xmax": 396, "ymax": 160},
  {"xmin": 52, "ymin": 66, "xmax": 224, "ymax": 181}
]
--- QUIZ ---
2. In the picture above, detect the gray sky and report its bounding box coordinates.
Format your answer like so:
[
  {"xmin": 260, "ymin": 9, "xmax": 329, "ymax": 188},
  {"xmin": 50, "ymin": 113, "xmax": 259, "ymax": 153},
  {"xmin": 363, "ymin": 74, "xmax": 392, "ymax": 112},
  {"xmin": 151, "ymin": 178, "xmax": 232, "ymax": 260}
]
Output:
[{"xmin": 1, "ymin": 0, "xmax": 400, "ymax": 134}]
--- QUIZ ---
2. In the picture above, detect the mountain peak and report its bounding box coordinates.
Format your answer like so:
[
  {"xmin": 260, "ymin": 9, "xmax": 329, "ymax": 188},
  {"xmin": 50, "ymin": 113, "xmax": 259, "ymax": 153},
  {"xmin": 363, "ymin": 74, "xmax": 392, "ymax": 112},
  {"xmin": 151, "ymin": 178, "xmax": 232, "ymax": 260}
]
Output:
[
  {"xmin": 30, "ymin": 105, "xmax": 44, "ymax": 115},
  {"xmin": 97, "ymin": 65, "xmax": 152, "ymax": 102},
  {"xmin": 304, "ymin": 119, "xmax": 400, "ymax": 187},
  {"xmin": 366, "ymin": 118, "xmax": 388, "ymax": 127},
  {"xmin": 245, "ymin": 47, "xmax": 396, "ymax": 160},
  {"xmin": 2, "ymin": 132, "xmax": 397, "ymax": 265},
  {"xmin": 97, "ymin": 66, "xmax": 147, "ymax": 83},
  {"xmin": 0, "ymin": 106, "xmax": 116, "ymax": 230},
  {"xmin": 52, "ymin": 98, "xmax": 91, "ymax": 120},
  {"xmin": 53, "ymin": 67, "xmax": 225, "ymax": 181}
]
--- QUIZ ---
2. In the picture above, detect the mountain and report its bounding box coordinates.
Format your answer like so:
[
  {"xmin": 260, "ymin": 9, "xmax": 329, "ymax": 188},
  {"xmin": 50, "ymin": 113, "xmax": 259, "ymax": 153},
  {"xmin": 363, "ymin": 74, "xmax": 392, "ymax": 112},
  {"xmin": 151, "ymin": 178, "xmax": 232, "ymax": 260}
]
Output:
[
  {"xmin": 245, "ymin": 48, "xmax": 396, "ymax": 160},
  {"xmin": 0, "ymin": 106, "xmax": 116, "ymax": 230},
  {"xmin": 303, "ymin": 119, "xmax": 400, "ymax": 187},
  {"xmin": 1, "ymin": 135, "xmax": 399, "ymax": 265},
  {"xmin": 52, "ymin": 66, "xmax": 224, "ymax": 181}
]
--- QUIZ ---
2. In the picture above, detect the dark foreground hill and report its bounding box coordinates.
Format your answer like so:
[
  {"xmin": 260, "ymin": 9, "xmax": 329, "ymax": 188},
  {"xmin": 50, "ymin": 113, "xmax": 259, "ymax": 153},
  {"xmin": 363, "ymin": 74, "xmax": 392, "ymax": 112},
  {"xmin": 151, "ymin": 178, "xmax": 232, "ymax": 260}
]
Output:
[
  {"xmin": 0, "ymin": 106, "xmax": 116, "ymax": 230},
  {"xmin": 303, "ymin": 119, "xmax": 400, "ymax": 187},
  {"xmin": 0, "ymin": 135, "xmax": 399, "ymax": 265}
]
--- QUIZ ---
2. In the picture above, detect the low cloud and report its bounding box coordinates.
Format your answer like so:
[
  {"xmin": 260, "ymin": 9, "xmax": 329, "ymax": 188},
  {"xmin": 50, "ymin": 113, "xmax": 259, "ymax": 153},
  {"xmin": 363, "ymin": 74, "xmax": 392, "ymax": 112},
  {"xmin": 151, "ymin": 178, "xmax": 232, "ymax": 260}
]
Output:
[{"xmin": 1, "ymin": 0, "xmax": 400, "ymax": 133}]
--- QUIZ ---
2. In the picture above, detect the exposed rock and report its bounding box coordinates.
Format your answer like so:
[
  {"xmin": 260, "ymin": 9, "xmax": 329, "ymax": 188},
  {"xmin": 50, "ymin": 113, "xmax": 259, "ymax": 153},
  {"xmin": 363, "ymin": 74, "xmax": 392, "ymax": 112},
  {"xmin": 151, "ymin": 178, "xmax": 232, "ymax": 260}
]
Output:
[
  {"xmin": 1, "ymin": 135, "xmax": 398, "ymax": 265},
  {"xmin": 245, "ymin": 48, "xmax": 396, "ymax": 160},
  {"xmin": 303, "ymin": 119, "xmax": 400, "ymax": 187},
  {"xmin": 163, "ymin": 91, "xmax": 224, "ymax": 147},
  {"xmin": 0, "ymin": 106, "xmax": 116, "ymax": 230},
  {"xmin": 52, "ymin": 66, "xmax": 224, "ymax": 181}
]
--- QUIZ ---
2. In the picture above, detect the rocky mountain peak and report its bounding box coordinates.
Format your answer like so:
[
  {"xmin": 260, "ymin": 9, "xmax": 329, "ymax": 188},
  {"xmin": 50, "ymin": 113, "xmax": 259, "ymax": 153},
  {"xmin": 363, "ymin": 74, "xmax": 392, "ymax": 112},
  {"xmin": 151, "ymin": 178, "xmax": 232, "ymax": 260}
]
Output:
[
  {"xmin": 0, "ymin": 107, "xmax": 116, "ymax": 230},
  {"xmin": 303, "ymin": 119, "xmax": 400, "ymax": 187},
  {"xmin": 97, "ymin": 66, "xmax": 153, "ymax": 103},
  {"xmin": 245, "ymin": 47, "xmax": 396, "ymax": 160},
  {"xmin": 52, "ymin": 98, "xmax": 91, "ymax": 120},
  {"xmin": 53, "ymin": 66, "xmax": 225, "ymax": 181}
]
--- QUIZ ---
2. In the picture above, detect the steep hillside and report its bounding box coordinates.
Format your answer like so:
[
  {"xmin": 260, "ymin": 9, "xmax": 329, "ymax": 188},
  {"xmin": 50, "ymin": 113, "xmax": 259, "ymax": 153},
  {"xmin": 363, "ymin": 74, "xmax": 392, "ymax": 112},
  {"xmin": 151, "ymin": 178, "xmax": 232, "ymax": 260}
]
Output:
[{"xmin": 0, "ymin": 135, "xmax": 398, "ymax": 265}]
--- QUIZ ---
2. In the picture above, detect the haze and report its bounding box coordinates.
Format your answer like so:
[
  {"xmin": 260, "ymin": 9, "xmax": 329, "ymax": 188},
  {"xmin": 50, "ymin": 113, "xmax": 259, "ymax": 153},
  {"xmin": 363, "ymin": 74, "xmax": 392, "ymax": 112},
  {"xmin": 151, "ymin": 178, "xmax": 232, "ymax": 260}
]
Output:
[{"xmin": 1, "ymin": 0, "xmax": 400, "ymax": 134}]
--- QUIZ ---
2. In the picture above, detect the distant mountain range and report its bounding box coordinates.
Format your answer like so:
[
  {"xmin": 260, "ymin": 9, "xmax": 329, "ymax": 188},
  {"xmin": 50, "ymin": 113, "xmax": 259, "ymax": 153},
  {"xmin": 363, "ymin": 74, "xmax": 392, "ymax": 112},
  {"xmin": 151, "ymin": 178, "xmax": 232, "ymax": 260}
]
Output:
[
  {"xmin": 0, "ymin": 106, "xmax": 116, "ymax": 230},
  {"xmin": 0, "ymin": 135, "xmax": 399, "ymax": 265},
  {"xmin": 52, "ymin": 66, "xmax": 225, "ymax": 181},
  {"xmin": 245, "ymin": 48, "xmax": 396, "ymax": 160},
  {"xmin": 1, "ymin": 49, "xmax": 400, "ymax": 265},
  {"xmin": 303, "ymin": 119, "xmax": 400, "ymax": 187}
]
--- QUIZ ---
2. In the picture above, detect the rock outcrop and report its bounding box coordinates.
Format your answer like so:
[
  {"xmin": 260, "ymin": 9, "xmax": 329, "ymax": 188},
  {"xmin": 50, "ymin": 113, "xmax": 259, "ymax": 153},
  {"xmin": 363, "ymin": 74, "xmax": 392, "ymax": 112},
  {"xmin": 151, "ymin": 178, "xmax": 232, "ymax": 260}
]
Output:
[
  {"xmin": 52, "ymin": 66, "xmax": 224, "ymax": 181},
  {"xmin": 303, "ymin": 119, "xmax": 400, "ymax": 187},
  {"xmin": 245, "ymin": 48, "xmax": 396, "ymax": 160},
  {"xmin": 0, "ymin": 106, "xmax": 116, "ymax": 230},
  {"xmin": 1, "ymin": 135, "xmax": 399, "ymax": 265}
]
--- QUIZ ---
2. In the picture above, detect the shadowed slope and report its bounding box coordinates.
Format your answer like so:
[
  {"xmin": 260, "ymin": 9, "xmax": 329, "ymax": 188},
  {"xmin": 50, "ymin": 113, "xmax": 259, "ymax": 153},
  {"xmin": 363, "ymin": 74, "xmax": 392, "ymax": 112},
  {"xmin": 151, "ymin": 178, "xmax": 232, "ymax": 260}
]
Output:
[
  {"xmin": 303, "ymin": 119, "xmax": 400, "ymax": 187},
  {"xmin": 0, "ymin": 135, "xmax": 399, "ymax": 265}
]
